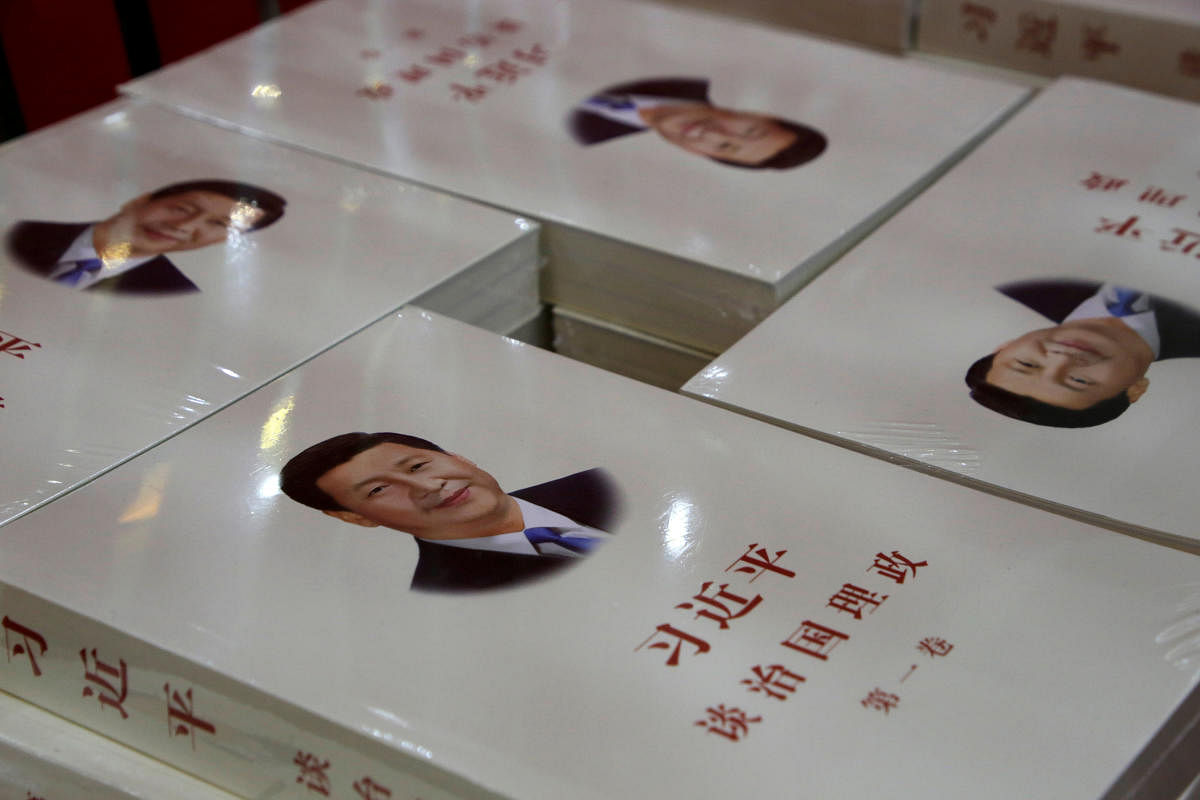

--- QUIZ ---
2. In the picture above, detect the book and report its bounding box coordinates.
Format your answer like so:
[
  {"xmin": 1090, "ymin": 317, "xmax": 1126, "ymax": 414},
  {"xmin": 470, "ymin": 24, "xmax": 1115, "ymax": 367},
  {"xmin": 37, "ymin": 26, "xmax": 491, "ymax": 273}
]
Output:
[
  {"xmin": 0, "ymin": 99, "xmax": 538, "ymax": 527},
  {"xmin": 683, "ymin": 78, "xmax": 1200, "ymax": 548},
  {"xmin": 551, "ymin": 305, "xmax": 711, "ymax": 391},
  {"xmin": 0, "ymin": 307, "xmax": 1195, "ymax": 799},
  {"xmin": 121, "ymin": 0, "xmax": 1029, "ymax": 353},
  {"xmin": 627, "ymin": 0, "xmax": 915, "ymax": 53},
  {"xmin": 0, "ymin": 690, "xmax": 240, "ymax": 799},
  {"xmin": 917, "ymin": 0, "xmax": 1200, "ymax": 102}
]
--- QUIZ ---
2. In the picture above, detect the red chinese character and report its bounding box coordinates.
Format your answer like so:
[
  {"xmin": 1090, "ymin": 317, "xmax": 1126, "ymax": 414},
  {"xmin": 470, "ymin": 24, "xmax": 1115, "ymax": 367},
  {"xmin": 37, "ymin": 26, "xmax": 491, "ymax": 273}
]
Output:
[
  {"xmin": 1080, "ymin": 25, "xmax": 1120, "ymax": 61},
  {"xmin": 1161, "ymin": 228, "xmax": 1200, "ymax": 256},
  {"xmin": 917, "ymin": 637, "xmax": 954, "ymax": 657},
  {"xmin": 450, "ymin": 83, "xmax": 489, "ymax": 102},
  {"xmin": 1180, "ymin": 49, "xmax": 1200, "ymax": 78},
  {"xmin": 294, "ymin": 752, "xmax": 332, "ymax": 796},
  {"xmin": 511, "ymin": 44, "xmax": 548, "ymax": 65},
  {"xmin": 360, "ymin": 48, "xmax": 381, "ymax": 60},
  {"xmin": 695, "ymin": 704, "xmax": 762, "ymax": 741},
  {"xmin": 297, "ymin": 753, "xmax": 336, "ymax": 796},
  {"xmin": 1081, "ymin": 172, "xmax": 1127, "ymax": 191},
  {"xmin": 741, "ymin": 664, "xmax": 805, "ymax": 700},
  {"xmin": 867, "ymin": 551, "xmax": 927, "ymax": 584},
  {"xmin": 458, "ymin": 33, "xmax": 494, "ymax": 48},
  {"xmin": 827, "ymin": 584, "xmax": 888, "ymax": 620},
  {"xmin": 636, "ymin": 623, "xmax": 711, "ymax": 666},
  {"xmin": 0, "ymin": 331, "xmax": 42, "ymax": 359},
  {"xmin": 1095, "ymin": 215, "xmax": 1143, "ymax": 240},
  {"xmin": 476, "ymin": 59, "xmax": 528, "ymax": 84},
  {"xmin": 355, "ymin": 82, "xmax": 395, "ymax": 100},
  {"xmin": 725, "ymin": 543, "xmax": 796, "ymax": 582},
  {"xmin": 960, "ymin": 3, "xmax": 997, "ymax": 42},
  {"xmin": 1139, "ymin": 186, "xmax": 1186, "ymax": 208},
  {"xmin": 861, "ymin": 688, "xmax": 900, "ymax": 714},
  {"xmin": 2, "ymin": 617, "xmax": 47, "ymax": 677},
  {"xmin": 676, "ymin": 582, "xmax": 763, "ymax": 630},
  {"xmin": 403, "ymin": 28, "xmax": 425, "ymax": 40},
  {"xmin": 80, "ymin": 648, "xmax": 129, "ymax": 718},
  {"xmin": 1015, "ymin": 12, "xmax": 1057, "ymax": 57},
  {"xmin": 492, "ymin": 18, "xmax": 523, "ymax": 33},
  {"xmin": 353, "ymin": 776, "xmax": 393, "ymax": 799},
  {"xmin": 395, "ymin": 65, "xmax": 431, "ymax": 83},
  {"xmin": 781, "ymin": 620, "xmax": 849, "ymax": 661},
  {"xmin": 164, "ymin": 683, "xmax": 216, "ymax": 749},
  {"xmin": 0, "ymin": 397, "xmax": 5, "ymax": 409},
  {"xmin": 425, "ymin": 46, "xmax": 465, "ymax": 66}
]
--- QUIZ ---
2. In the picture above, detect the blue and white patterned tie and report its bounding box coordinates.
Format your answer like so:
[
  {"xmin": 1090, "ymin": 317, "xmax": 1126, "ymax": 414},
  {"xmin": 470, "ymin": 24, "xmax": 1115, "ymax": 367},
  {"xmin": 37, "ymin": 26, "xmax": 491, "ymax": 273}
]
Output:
[
  {"xmin": 1106, "ymin": 287, "xmax": 1145, "ymax": 317},
  {"xmin": 524, "ymin": 527, "xmax": 598, "ymax": 556},
  {"xmin": 55, "ymin": 258, "xmax": 104, "ymax": 286}
]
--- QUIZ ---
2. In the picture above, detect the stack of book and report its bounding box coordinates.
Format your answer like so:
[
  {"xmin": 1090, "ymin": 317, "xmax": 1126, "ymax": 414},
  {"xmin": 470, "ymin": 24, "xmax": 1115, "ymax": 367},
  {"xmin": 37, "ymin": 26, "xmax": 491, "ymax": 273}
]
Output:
[
  {"xmin": 0, "ymin": 308, "xmax": 1195, "ymax": 798},
  {"xmin": 0, "ymin": 99, "xmax": 539, "ymax": 528},
  {"xmin": 683, "ymin": 78, "xmax": 1200, "ymax": 549},
  {"xmin": 119, "ymin": 0, "xmax": 1029, "ymax": 386}
]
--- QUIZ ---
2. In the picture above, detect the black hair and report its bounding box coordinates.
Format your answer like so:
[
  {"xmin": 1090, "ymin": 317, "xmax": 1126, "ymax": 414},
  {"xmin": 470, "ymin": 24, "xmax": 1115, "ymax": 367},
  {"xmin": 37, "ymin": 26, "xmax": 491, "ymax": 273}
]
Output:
[
  {"xmin": 148, "ymin": 180, "xmax": 287, "ymax": 231},
  {"xmin": 965, "ymin": 354, "xmax": 1131, "ymax": 428},
  {"xmin": 280, "ymin": 432, "xmax": 444, "ymax": 511},
  {"xmin": 711, "ymin": 119, "xmax": 827, "ymax": 170}
]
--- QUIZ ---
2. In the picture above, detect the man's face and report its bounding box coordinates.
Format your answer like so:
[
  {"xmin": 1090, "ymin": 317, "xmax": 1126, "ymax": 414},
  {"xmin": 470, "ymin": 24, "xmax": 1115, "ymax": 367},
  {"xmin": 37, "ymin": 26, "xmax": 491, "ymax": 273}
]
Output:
[
  {"xmin": 315, "ymin": 443, "xmax": 517, "ymax": 541},
  {"xmin": 109, "ymin": 190, "xmax": 265, "ymax": 258},
  {"xmin": 985, "ymin": 318, "xmax": 1153, "ymax": 410},
  {"xmin": 645, "ymin": 105, "xmax": 798, "ymax": 165}
]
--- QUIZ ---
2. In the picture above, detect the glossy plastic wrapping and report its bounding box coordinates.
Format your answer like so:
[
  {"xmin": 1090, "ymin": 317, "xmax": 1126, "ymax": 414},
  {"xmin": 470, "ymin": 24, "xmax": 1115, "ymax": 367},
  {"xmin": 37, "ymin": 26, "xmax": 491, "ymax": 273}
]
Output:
[
  {"xmin": 0, "ymin": 100, "xmax": 537, "ymax": 527},
  {"xmin": 684, "ymin": 78, "xmax": 1200, "ymax": 550},
  {"xmin": 0, "ymin": 309, "xmax": 1196, "ymax": 799},
  {"xmin": 121, "ymin": 0, "xmax": 1029, "ymax": 351}
]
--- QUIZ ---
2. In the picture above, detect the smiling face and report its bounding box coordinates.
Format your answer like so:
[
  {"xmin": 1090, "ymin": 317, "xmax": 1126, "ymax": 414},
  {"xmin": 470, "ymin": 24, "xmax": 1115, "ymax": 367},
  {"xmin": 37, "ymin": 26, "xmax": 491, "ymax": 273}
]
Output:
[
  {"xmin": 97, "ymin": 190, "xmax": 265, "ymax": 259},
  {"xmin": 985, "ymin": 317, "xmax": 1153, "ymax": 409},
  {"xmin": 314, "ymin": 443, "xmax": 523, "ymax": 540},
  {"xmin": 640, "ymin": 104, "xmax": 798, "ymax": 165}
]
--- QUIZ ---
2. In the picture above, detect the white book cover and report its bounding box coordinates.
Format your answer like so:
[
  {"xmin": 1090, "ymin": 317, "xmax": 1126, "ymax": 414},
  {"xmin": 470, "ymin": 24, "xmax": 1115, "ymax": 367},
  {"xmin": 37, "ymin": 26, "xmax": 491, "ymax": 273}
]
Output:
[
  {"xmin": 684, "ymin": 78, "xmax": 1200, "ymax": 548},
  {"xmin": 120, "ymin": 0, "xmax": 1029, "ymax": 351},
  {"xmin": 0, "ymin": 308, "xmax": 1196, "ymax": 799},
  {"xmin": 918, "ymin": 0, "xmax": 1200, "ymax": 102},
  {"xmin": 0, "ymin": 100, "xmax": 536, "ymax": 527}
]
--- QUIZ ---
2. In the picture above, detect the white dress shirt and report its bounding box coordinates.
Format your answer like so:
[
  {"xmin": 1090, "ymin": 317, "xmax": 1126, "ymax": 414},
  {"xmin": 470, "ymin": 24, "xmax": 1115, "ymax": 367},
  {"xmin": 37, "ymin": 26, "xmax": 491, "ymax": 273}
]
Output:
[{"xmin": 433, "ymin": 497, "xmax": 610, "ymax": 557}]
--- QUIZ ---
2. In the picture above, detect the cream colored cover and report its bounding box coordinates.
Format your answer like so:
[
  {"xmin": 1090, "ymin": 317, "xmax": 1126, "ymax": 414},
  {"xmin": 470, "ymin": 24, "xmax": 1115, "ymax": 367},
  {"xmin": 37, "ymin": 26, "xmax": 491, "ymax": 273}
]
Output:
[
  {"xmin": 918, "ymin": 0, "xmax": 1200, "ymax": 101},
  {"xmin": 121, "ymin": 0, "xmax": 1028, "ymax": 350},
  {"xmin": 0, "ymin": 308, "xmax": 1196, "ymax": 799},
  {"xmin": 685, "ymin": 79, "xmax": 1200, "ymax": 548},
  {"xmin": 0, "ymin": 100, "xmax": 536, "ymax": 527}
]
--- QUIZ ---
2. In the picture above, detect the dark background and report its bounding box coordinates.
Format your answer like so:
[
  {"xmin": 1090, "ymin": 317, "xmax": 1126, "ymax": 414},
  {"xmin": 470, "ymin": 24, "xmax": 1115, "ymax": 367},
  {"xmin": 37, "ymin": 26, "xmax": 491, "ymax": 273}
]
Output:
[{"xmin": 0, "ymin": 0, "xmax": 322, "ymax": 143}]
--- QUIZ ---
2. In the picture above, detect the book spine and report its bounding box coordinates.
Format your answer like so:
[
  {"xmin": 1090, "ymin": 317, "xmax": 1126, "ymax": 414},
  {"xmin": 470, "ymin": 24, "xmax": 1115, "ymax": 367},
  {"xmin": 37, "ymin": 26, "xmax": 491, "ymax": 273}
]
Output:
[
  {"xmin": 917, "ymin": 0, "xmax": 1200, "ymax": 103},
  {"xmin": 0, "ymin": 584, "xmax": 496, "ymax": 800}
]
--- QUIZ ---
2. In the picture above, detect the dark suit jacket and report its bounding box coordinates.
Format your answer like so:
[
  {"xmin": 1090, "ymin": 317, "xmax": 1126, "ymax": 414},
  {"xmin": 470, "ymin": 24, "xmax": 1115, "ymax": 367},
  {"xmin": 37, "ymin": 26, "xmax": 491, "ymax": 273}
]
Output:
[
  {"xmin": 568, "ymin": 78, "xmax": 710, "ymax": 146},
  {"xmin": 6, "ymin": 220, "xmax": 200, "ymax": 294},
  {"xmin": 410, "ymin": 468, "xmax": 622, "ymax": 593},
  {"xmin": 999, "ymin": 279, "xmax": 1200, "ymax": 360}
]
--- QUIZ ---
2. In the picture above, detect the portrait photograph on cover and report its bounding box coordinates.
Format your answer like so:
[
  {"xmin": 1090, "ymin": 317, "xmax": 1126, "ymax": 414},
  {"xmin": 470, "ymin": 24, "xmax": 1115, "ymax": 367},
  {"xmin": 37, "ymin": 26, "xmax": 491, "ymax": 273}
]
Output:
[
  {"xmin": 966, "ymin": 279, "xmax": 1200, "ymax": 429},
  {"xmin": 6, "ymin": 179, "xmax": 287, "ymax": 295},
  {"xmin": 280, "ymin": 431, "xmax": 623, "ymax": 593},
  {"xmin": 567, "ymin": 76, "xmax": 827, "ymax": 170},
  {"xmin": 681, "ymin": 79, "xmax": 1200, "ymax": 545}
]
